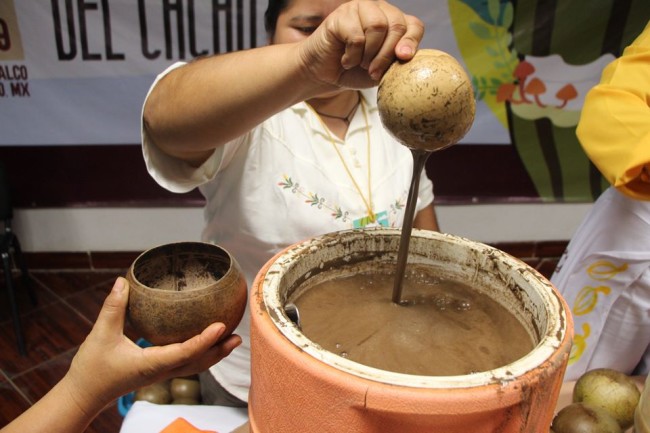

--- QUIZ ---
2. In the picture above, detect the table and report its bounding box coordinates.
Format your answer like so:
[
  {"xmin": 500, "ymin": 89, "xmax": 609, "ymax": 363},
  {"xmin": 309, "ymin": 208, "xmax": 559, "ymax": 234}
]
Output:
[
  {"xmin": 119, "ymin": 401, "xmax": 248, "ymax": 433},
  {"xmin": 120, "ymin": 377, "xmax": 645, "ymax": 433}
]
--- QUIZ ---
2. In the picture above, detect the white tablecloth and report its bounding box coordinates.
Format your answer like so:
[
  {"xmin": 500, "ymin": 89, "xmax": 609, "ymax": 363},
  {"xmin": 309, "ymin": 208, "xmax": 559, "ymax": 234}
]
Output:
[{"xmin": 119, "ymin": 401, "xmax": 248, "ymax": 433}]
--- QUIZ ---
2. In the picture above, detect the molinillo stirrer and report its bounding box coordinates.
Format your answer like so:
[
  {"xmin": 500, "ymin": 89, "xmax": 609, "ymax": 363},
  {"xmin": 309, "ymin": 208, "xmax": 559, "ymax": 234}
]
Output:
[{"xmin": 377, "ymin": 49, "xmax": 476, "ymax": 304}]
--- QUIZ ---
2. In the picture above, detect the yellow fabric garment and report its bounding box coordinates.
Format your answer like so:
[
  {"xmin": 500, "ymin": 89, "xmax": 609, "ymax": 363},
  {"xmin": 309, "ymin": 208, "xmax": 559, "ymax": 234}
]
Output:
[{"xmin": 576, "ymin": 20, "xmax": 650, "ymax": 200}]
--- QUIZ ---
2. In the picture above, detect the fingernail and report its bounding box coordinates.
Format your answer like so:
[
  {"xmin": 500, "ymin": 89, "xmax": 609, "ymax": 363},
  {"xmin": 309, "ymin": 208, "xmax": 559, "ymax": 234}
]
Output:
[
  {"xmin": 400, "ymin": 45, "xmax": 414, "ymax": 56},
  {"xmin": 114, "ymin": 277, "xmax": 125, "ymax": 294},
  {"xmin": 213, "ymin": 323, "xmax": 226, "ymax": 340}
]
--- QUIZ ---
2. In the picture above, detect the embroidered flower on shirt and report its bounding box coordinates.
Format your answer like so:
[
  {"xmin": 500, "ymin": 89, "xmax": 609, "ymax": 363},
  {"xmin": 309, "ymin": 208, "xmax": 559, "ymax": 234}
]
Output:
[
  {"xmin": 567, "ymin": 258, "xmax": 628, "ymax": 366},
  {"xmin": 569, "ymin": 323, "xmax": 590, "ymax": 365},
  {"xmin": 332, "ymin": 207, "xmax": 349, "ymax": 220},
  {"xmin": 390, "ymin": 198, "xmax": 405, "ymax": 214},
  {"xmin": 278, "ymin": 174, "xmax": 409, "ymax": 228},
  {"xmin": 278, "ymin": 175, "xmax": 299, "ymax": 193},
  {"xmin": 586, "ymin": 260, "xmax": 628, "ymax": 281},
  {"xmin": 279, "ymin": 174, "xmax": 349, "ymax": 222},
  {"xmin": 306, "ymin": 193, "xmax": 325, "ymax": 209}
]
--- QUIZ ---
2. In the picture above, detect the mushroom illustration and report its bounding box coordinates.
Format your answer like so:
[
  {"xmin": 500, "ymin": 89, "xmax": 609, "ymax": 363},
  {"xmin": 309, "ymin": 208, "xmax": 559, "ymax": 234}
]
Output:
[
  {"xmin": 513, "ymin": 60, "xmax": 535, "ymax": 103},
  {"xmin": 524, "ymin": 77, "xmax": 547, "ymax": 108},
  {"xmin": 496, "ymin": 83, "xmax": 517, "ymax": 103},
  {"xmin": 555, "ymin": 84, "xmax": 578, "ymax": 109}
]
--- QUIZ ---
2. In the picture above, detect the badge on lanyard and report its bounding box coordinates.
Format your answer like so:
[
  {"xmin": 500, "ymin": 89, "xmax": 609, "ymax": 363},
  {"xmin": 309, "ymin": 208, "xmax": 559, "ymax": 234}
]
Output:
[{"xmin": 353, "ymin": 210, "xmax": 389, "ymax": 228}]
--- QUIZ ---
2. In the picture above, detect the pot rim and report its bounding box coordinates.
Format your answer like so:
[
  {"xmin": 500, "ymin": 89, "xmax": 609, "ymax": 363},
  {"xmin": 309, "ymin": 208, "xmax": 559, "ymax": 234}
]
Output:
[
  {"xmin": 261, "ymin": 228, "xmax": 571, "ymax": 389},
  {"xmin": 128, "ymin": 241, "xmax": 235, "ymax": 293}
]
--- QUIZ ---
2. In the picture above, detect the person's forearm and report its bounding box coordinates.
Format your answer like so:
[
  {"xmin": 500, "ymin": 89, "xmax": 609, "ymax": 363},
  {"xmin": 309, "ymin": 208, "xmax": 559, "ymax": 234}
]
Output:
[
  {"xmin": 1, "ymin": 375, "xmax": 105, "ymax": 433},
  {"xmin": 414, "ymin": 203, "xmax": 439, "ymax": 231},
  {"xmin": 143, "ymin": 43, "xmax": 327, "ymax": 163}
]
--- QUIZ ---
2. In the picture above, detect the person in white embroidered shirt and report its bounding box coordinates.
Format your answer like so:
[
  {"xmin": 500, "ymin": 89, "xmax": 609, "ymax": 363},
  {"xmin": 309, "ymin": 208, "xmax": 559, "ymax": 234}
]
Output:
[{"xmin": 141, "ymin": 0, "xmax": 439, "ymax": 406}]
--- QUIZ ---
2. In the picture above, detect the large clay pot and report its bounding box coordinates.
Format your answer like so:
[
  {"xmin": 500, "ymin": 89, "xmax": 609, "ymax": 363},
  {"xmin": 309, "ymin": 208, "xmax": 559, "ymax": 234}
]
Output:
[{"xmin": 249, "ymin": 228, "xmax": 573, "ymax": 433}]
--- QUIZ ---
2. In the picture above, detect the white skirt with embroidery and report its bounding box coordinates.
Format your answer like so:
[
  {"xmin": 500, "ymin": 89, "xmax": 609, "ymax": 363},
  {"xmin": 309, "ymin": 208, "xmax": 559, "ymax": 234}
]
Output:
[{"xmin": 551, "ymin": 186, "xmax": 650, "ymax": 380}]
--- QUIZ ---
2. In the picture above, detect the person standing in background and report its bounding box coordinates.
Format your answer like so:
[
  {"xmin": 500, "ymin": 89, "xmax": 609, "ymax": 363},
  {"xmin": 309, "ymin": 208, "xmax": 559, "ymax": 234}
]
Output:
[
  {"xmin": 140, "ymin": 0, "xmax": 439, "ymax": 406},
  {"xmin": 551, "ymin": 19, "xmax": 650, "ymax": 381}
]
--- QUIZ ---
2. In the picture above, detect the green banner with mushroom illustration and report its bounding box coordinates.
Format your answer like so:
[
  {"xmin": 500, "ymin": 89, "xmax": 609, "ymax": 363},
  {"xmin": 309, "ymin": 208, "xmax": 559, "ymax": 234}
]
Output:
[
  {"xmin": 3, "ymin": 1, "xmax": 650, "ymax": 204},
  {"xmin": 449, "ymin": 0, "xmax": 650, "ymax": 202}
]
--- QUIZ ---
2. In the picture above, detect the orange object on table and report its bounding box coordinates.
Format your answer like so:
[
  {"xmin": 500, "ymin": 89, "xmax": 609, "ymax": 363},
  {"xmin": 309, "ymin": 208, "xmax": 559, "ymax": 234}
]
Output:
[{"xmin": 159, "ymin": 417, "xmax": 218, "ymax": 433}]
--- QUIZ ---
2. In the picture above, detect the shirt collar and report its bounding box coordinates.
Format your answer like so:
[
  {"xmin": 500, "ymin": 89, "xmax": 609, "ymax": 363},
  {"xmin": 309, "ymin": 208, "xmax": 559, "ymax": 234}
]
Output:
[{"xmin": 291, "ymin": 88, "xmax": 378, "ymax": 139}]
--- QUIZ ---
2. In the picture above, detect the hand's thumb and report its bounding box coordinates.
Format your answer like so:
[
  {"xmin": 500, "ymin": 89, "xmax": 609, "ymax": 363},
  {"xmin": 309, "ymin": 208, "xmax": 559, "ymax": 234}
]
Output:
[{"xmin": 95, "ymin": 277, "xmax": 129, "ymax": 334}]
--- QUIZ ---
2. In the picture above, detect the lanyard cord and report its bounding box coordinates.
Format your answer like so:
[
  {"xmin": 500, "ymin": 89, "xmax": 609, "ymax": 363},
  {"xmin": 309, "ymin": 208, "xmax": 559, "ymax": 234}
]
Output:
[{"xmin": 309, "ymin": 96, "xmax": 375, "ymax": 222}]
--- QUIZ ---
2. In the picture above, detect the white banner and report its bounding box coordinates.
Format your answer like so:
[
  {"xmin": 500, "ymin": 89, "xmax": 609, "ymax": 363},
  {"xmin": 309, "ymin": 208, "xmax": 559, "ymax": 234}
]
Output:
[
  {"xmin": 2, "ymin": 0, "xmax": 648, "ymax": 158},
  {"xmin": 0, "ymin": 0, "xmax": 508, "ymax": 146},
  {"xmin": 1, "ymin": 0, "xmax": 262, "ymax": 145}
]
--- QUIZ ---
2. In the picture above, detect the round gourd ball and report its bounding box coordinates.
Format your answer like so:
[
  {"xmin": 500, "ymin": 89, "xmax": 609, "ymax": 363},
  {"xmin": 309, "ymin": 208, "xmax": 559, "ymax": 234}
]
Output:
[
  {"xmin": 378, "ymin": 49, "xmax": 475, "ymax": 151},
  {"xmin": 573, "ymin": 368, "xmax": 641, "ymax": 429},
  {"xmin": 552, "ymin": 402, "xmax": 622, "ymax": 433}
]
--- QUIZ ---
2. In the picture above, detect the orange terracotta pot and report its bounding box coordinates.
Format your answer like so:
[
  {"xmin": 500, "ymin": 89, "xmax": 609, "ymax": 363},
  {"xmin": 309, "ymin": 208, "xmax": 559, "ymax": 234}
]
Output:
[{"xmin": 249, "ymin": 229, "xmax": 573, "ymax": 433}]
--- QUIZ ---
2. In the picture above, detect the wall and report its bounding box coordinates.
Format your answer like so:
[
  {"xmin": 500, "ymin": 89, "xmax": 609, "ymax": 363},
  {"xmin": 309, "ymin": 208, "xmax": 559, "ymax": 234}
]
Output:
[
  {"xmin": 14, "ymin": 203, "xmax": 589, "ymax": 253},
  {"xmin": 3, "ymin": 143, "xmax": 591, "ymax": 257}
]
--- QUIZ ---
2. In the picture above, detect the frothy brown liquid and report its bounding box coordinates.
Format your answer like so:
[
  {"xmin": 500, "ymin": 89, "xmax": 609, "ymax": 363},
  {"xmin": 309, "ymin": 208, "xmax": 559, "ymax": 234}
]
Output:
[
  {"xmin": 291, "ymin": 264, "xmax": 534, "ymax": 376},
  {"xmin": 138, "ymin": 259, "xmax": 224, "ymax": 291}
]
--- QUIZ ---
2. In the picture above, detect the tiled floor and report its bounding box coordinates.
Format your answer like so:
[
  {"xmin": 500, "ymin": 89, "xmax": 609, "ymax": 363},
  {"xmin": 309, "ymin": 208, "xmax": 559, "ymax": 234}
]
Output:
[{"xmin": 0, "ymin": 268, "xmax": 135, "ymax": 432}]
